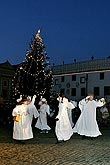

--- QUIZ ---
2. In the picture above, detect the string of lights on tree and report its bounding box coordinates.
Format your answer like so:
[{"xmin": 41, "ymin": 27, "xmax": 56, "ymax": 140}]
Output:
[{"xmin": 12, "ymin": 29, "xmax": 53, "ymax": 101}]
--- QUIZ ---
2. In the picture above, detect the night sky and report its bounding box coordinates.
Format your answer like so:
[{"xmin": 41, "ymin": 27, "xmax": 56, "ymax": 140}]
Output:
[{"xmin": 0, "ymin": 0, "xmax": 110, "ymax": 65}]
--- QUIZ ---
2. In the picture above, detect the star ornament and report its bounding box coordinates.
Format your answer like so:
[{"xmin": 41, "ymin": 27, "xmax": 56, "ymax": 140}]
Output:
[
  {"xmin": 38, "ymin": 29, "xmax": 41, "ymax": 33},
  {"xmin": 35, "ymin": 29, "xmax": 41, "ymax": 39}
]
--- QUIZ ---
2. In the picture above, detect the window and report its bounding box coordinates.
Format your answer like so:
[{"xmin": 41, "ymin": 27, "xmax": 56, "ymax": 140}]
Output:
[
  {"xmin": 104, "ymin": 86, "xmax": 110, "ymax": 95},
  {"xmin": 71, "ymin": 88, "xmax": 76, "ymax": 96},
  {"xmin": 72, "ymin": 75, "xmax": 76, "ymax": 81},
  {"xmin": 2, "ymin": 89, "xmax": 8, "ymax": 99},
  {"xmin": 100, "ymin": 72, "xmax": 104, "ymax": 80},
  {"xmin": 55, "ymin": 79, "xmax": 59, "ymax": 85},
  {"xmin": 94, "ymin": 87, "xmax": 99, "ymax": 96},
  {"xmin": 3, "ymin": 80, "xmax": 8, "ymax": 87},
  {"xmin": 61, "ymin": 76, "xmax": 65, "ymax": 82},
  {"xmin": 80, "ymin": 77, "xmax": 85, "ymax": 83},
  {"xmin": 81, "ymin": 88, "xmax": 86, "ymax": 96}
]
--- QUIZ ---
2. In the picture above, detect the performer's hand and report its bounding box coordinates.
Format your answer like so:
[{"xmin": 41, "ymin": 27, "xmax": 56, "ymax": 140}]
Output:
[
  {"xmin": 85, "ymin": 96, "xmax": 90, "ymax": 100},
  {"xmin": 20, "ymin": 95, "xmax": 22, "ymax": 98}
]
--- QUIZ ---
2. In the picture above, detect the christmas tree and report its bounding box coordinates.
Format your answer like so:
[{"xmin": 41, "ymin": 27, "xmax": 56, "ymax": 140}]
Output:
[{"xmin": 12, "ymin": 30, "xmax": 53, "ymax": 102}]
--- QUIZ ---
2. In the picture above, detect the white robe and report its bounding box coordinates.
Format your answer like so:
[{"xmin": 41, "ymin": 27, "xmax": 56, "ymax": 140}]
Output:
[
  {"xmin": 12, "ymin": 101, "xmax": 39, "ymax": 140},
  {"xmin": 27, "ymin": 100, "xmax": 39, "ymax": 123},
  {"xmin": 35, "ymin": 103, "xmax": 51, "ymax": 131},
  {"xmin": 73, "ymin": 98, "xmax": 104, "ymax": 137},
  {"xmin": 55, "ymin": 97, "xmax": 73, "ymax": 141}
]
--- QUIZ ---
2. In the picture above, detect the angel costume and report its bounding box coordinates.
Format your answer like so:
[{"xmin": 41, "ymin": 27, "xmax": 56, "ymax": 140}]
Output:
[
  {"xmin": 73, "ymin": 97, "xmax": 105, "ymax": 137},
  {"xmin": 55, "ymin": 96, "xmax": 74, "ymax": 142},
  {"xmin": 35, "ymin": 99, "xmax": 51, "ymax": 132},
  {"xmin": 12, "ymin": 96, "xmax": 39, "ymax": 140},
  {"xmin": 27, "ymin": 96, "xmax": 39, "ymax": 123}
]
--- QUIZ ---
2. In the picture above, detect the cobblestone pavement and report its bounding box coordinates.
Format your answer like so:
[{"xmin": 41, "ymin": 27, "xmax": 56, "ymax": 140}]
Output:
[{"xmin": 0, "ymin": 126, "xmax": 110, "ymax": 165}]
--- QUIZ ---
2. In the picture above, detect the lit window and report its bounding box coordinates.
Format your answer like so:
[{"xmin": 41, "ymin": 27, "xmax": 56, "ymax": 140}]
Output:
[{"xmin": 80, "ymin": 77, "xmax": 85, "ymax": 83}]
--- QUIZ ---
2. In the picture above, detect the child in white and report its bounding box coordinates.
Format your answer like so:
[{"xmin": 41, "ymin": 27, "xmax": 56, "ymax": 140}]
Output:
[
  {"xmin": 55, "ymin": 95, "xmax": 74, "ymax": 142},
  {"xmin": 35, "ymin": 98, "xmax": 51, "ymax": 133}
]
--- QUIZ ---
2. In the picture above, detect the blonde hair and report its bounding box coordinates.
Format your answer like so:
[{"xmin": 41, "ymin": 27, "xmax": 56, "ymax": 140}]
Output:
[{"xmin": 87, "ymin": 93, "xmax": 94, "ymax": 97}]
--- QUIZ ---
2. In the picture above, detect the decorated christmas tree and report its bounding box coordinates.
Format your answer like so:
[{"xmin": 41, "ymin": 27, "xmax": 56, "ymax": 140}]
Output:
[{"xmin": 12, "ymin": 30, "xmax": 53, "ymax": 102}]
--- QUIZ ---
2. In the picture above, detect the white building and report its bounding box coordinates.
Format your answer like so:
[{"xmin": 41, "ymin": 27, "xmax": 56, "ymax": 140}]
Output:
[{"xmin": 52, "ymin": 58, "xmax": 110, "ymax": 101}]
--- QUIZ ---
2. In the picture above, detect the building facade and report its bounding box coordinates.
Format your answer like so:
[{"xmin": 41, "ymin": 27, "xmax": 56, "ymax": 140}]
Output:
[
  {"xmin": 0, "ymin": 61, "xmax": 15, "ymax": 102},
  {"xmin": 52, "ymin": 58, "xmax": 110, "ymax": 101}
]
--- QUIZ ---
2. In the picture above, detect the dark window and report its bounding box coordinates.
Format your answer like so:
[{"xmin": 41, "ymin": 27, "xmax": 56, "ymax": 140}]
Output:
[
  {"xmin": 71, "ymin": 88, "xmax": 76, "ymax": 96},
  {"xmin": 55, "ymin": 79, "xmax": 59, "ymax": 85},
  {"xmin": 61, "ymin": 76, "xmax": 64, "ymax": 82},
  {"xmin": 100, "ymin": 72, "xmax": 104, "ymax": 80},
  {"xmin": 94, "ymin": 87, "xmax": 99, "ymax": 96},
  {"xmin": 3, "ymin": 80, "xmax": 8, "ymax": 87},
  {"xmin": 81, "ymin": 88, "xmax": 86, "ymax": 96},
  {"xmin": 72, "ymin": 75, "xmax": 76, "ymax": 81},
  {"xmin": 104, "ymin": 86, "xmax": 110, "ymax": 95},
  {"xmin": 2, "ymin": 89, "xmax": 8, "ymax": 99}
]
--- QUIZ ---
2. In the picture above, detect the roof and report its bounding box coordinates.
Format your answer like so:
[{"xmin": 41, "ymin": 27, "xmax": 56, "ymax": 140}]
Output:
[
  {"xmin": 52, "ymin": 58, "xmax": 110, "ymax": 75},
  {"xmin": 0, "ymin": 60, "xmax": 14, "ymax": 70}
]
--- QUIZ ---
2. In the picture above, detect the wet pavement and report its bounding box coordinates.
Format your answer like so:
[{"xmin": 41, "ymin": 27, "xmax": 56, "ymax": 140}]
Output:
[{"xmin": 0, "ymin": 126, "xmax": 110, "ymax": 165}]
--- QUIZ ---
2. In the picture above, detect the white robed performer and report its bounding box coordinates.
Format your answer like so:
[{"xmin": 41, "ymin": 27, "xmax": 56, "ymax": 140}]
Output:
[
  {"xmin": 73, "ymin": 94, "xmax": 105, "ymax": 138},
  {"xmin": 55, "ymin": 94, "xmax": 74, "ymax": 143},
  {"xmin": 35, "ymin": 98, "xmax": 51, "ymax": 133},
  {"xmin": 27, "ymin": 95, "xmax": 39, "ymax": 123},
  {"xmin": 12, "ymin": 95, "xmax": 39, "ymax": 141}
]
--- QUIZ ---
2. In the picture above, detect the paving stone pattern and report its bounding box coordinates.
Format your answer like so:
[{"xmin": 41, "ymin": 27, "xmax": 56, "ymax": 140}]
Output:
[{"xmin": 0, "ymin": 127, "xmax": 110, "ymax": 165}]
